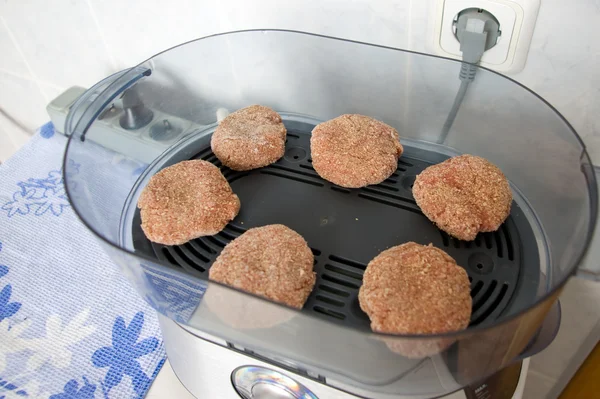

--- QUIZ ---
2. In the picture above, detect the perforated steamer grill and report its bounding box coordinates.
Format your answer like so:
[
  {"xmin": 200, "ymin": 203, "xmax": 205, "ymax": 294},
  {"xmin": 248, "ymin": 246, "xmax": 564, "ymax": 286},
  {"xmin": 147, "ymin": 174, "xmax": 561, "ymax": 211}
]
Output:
[
  {"xmin": 62, "ymin": 30, "xmax": 598, "ymax": 399},
  {"xmin": 130, "ymin": 117, "xmax": 540, "ymax": 332}
]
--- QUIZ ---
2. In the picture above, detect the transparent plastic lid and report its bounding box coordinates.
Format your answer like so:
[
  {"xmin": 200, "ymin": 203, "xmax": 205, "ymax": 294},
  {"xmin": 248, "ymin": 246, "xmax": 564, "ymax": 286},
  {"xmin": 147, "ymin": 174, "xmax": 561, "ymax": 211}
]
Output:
[{"xmin": 62, "ymin": 30, "xmax": 597, "ymax": 397}]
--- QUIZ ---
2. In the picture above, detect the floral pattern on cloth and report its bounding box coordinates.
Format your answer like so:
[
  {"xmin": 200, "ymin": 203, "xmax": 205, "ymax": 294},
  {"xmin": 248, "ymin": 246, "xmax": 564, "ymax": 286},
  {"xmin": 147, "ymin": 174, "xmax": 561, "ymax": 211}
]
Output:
[
  {"xmin": 92, "ymin": 313, "xmax": 159, "ymax": 397},
  {"xmin": 0, "ymin": 123, "xmax": 166, "ymax": 398},
  {"xmin": 1, "ymin": 167, "xmax": 76, "ymax": 218}
]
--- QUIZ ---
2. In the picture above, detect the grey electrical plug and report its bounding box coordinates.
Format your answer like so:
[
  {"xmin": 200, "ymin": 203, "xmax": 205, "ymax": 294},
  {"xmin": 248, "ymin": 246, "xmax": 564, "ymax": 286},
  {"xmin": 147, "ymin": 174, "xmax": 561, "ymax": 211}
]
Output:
[
  {"xmin": 454, "ymin": 8, "xmax": 501, "ymax": 80},
  {"xmin": 438, "ymin": 8, "xmax": 502, "ymax": 142},
  {"xmin": 455, "ymin": 8, "xmax": 501, "ymax": 55}
]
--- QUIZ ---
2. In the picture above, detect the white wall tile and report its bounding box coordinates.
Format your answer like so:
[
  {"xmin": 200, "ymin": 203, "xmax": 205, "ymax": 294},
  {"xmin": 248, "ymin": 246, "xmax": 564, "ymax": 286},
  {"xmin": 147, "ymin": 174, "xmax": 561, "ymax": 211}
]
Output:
[
  {"xmin": 0, "ymin": 124, "xmax": 19, "ymax": 163},
  {"xmin": 511, "ymin": 0, "xmax": 600, "ymax": 163},
  {"xmin": 0, "ymin": 72, "xmax": 49, "ymax": 132},
  {"xmin": 0, "ymin": 0, "xmax": 115, "ymax": 88},
  {"xmin": 37, "ymin": 81, "xmax": 67, "ymax": 104},
  {"xmin": 0, "ymin": 125, "xmax": 30, "ymax": 151},
  {"xmin": 407, "ymin": 0, "xmax": 436, "ymax": 53},
  {"xmin": 217, "ymin": 0, "xmax": 411, "ymax": 49},
  {"xmin": 0, "ymin": 109, "xmax": 35, "ymax": 163},
  {"xmin": 89, "ymin": 0, "xmax": 222, "ymax": 69},
  {"xmin": 0, "ymin": 17, "xmax": 31, "ymax": 78}
]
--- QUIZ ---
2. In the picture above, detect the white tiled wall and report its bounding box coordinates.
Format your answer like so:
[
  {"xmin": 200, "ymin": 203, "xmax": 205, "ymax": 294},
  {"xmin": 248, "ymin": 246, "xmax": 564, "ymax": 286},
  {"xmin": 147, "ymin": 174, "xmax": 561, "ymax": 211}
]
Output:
[{"xmin": 1, "ymin": 0, "xmax": 599, "ymax": 162}]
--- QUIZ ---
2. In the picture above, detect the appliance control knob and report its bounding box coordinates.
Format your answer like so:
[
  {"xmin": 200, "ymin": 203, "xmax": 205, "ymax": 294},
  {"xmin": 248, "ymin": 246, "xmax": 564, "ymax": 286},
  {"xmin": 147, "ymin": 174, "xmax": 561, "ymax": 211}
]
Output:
[
  {"xmin": 251, "ymin": 383, "xmax": 295, "ymax": 399},
  {"xmin": 232, "ymin": 366, "xmax": 318, "ymax": 399}
]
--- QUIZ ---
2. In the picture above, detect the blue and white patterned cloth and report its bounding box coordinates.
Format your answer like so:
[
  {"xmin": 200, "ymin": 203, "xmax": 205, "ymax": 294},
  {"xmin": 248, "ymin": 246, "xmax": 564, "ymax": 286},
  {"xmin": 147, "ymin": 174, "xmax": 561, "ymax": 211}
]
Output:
[{"xmin": 0, "ymin": 123, "xmax": 165, "ymax": 399}]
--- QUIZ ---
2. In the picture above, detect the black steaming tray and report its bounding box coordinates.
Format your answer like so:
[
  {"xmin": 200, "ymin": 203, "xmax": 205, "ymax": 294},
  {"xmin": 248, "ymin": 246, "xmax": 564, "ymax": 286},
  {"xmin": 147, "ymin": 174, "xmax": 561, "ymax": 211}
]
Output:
[{"xmin": 131, "ymin": 118, "xmax": 541, "ymax": 331}]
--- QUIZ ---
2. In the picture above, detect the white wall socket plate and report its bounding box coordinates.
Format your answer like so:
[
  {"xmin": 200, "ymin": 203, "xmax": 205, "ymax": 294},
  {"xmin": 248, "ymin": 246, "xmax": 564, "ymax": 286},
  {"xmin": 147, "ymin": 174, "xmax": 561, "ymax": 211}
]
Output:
[{"xmin": 432, "ymin": 0, "xmax": 540, "ymax": 74}]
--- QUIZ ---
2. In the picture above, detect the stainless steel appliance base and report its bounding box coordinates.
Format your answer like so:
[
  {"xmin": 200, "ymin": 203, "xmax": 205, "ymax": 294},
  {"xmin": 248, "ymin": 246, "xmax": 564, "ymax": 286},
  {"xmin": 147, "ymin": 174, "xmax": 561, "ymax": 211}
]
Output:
[{"xmin": 158, "ymin": 314, "xmax": 529, "ymax": 399}]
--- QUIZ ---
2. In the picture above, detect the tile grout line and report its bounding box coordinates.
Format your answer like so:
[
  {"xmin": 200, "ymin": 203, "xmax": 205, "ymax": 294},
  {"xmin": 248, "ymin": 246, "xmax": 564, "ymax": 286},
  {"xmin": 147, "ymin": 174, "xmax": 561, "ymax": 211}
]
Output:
[
  {"xmin": 85, "ymin": 0, "xmax": 118, "ymax": 71},
  {"xmin": 0, "ymin": 66, "xmax": 34, "ymax": 82},
  {"xmin": 0, "ymin": 15, "xmax": 51, "ymax": 103},
  {"xmin": 0, "ymin": 67, "xmax": 66, "ymax": 92}
]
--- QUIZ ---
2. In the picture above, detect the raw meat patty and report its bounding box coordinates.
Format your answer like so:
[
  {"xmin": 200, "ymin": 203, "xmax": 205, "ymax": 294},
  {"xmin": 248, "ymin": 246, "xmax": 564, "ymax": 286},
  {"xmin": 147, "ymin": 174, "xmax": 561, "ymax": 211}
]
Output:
[
  {"xmin": 211, "ymin": 105, "xmax": 287, "ymax": 171},
  {"xmin": 359, "ymin": 242, "xmax": 471, "ymax": 334},
  {"xmin": 209, "ymin": 224, "xmax": 316, "ymax": 309},
  {"xmin": 137, "ymin": 160, "xmax": 240, "ymax": 245},
  {"xmin": 359, "ymin": 242, "xmax": 471, "ymax": 358},
  {"xmin": 310, "ymin": 114, "xmax": 403, "ymax": 188},
  {"xmin": 413, "ymin": 154, "xmax": 512, "ymax": 241}
]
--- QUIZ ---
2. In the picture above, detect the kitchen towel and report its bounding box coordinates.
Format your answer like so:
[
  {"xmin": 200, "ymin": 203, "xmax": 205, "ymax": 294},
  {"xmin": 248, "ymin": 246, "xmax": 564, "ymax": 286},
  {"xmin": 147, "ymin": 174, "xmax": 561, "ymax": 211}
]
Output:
[{"xmin": 0, "ymin": 123, "xmax": 165, "ymax": 399}]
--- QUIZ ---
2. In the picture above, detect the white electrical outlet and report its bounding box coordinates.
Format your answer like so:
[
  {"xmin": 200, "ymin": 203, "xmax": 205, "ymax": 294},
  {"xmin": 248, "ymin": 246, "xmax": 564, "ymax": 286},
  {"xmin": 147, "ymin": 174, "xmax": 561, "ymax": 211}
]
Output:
[{"xmin": 432, "ymin": 0, "xmax": 540, "ymax": 73}]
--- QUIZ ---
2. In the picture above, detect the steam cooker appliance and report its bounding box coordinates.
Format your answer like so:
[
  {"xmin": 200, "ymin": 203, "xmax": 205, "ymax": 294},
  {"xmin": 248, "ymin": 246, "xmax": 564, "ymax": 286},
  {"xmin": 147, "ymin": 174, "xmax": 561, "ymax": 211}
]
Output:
[{"xmin": 57, "ymin": 30, "xmax": 597, "ymax": 398}]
